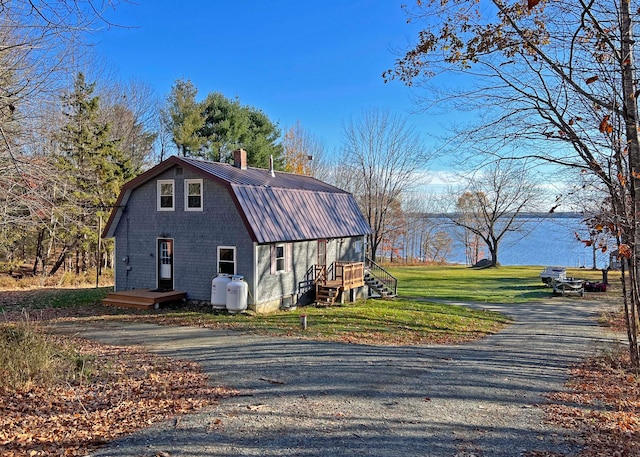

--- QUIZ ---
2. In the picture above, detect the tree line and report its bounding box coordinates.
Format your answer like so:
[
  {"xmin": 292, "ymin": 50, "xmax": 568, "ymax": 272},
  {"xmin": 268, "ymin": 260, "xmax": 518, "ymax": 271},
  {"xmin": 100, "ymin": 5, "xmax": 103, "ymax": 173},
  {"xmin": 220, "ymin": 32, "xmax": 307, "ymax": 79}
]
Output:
[
  {"xmin": 1, "ymin": 1, "xmax": 578, "ymax": 287},
  {"xmin": 0, "ymin": 1, "xmax": 314, "ymax": 277},
  {"xmin": 0, "ymin": 0, "xmax": 437, "ymax": 276}
]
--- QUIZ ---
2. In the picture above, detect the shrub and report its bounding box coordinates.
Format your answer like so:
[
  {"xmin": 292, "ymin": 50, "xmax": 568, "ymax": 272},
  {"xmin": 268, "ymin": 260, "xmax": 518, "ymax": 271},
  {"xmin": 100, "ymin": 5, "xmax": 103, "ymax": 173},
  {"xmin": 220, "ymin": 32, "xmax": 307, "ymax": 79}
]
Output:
[{"xmin": 0, "ymin": 314, "xmax": 73, "ymax": 390}]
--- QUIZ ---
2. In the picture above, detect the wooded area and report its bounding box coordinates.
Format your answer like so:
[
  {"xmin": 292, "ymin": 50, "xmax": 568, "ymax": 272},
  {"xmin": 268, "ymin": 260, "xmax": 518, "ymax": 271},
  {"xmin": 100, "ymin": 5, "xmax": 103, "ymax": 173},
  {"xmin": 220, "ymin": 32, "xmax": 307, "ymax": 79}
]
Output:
[{"xmin": 0, "ymin": 2, "xmax": 293, "ymax": 279}]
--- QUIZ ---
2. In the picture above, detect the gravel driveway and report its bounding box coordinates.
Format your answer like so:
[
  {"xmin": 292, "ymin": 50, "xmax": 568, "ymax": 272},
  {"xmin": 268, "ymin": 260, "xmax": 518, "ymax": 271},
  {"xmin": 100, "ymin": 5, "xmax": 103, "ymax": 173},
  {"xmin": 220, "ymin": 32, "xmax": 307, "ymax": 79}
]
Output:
[{"xmin": 55, "ymin": 298, "xmax": 619, "ymax": 457}]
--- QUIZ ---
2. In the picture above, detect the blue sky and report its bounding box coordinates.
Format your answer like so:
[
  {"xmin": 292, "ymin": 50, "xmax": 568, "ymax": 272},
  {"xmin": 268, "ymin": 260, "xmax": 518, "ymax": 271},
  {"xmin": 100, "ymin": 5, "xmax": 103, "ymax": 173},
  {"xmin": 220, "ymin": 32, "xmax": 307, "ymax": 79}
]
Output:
[{"xmin": 92, "ymin": 1, "xmax": 447, "ymax": 162}]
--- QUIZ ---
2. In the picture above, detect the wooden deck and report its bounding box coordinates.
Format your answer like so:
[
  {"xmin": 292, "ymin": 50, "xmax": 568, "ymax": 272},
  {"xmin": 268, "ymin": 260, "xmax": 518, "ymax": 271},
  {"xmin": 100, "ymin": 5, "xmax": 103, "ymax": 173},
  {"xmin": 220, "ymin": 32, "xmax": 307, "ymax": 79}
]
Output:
[
  {"xmin": 102, "ymin": 289, "xmax": 187, "ymax": 310},
  {"xmin": 315, "ymin": 262, "xmax": 366, "ymax": 306}
]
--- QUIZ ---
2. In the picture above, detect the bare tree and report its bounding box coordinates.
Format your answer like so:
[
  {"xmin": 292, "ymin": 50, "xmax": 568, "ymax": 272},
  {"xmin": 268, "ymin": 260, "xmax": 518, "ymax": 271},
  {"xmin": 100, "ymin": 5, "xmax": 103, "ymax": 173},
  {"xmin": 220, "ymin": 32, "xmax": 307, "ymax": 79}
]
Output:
[
  {"xmin": 455, "ymin": 191, "xmax": 486, "ymax": 266},
  {"xmin": 98, "ymin": 79, "xmax": 159, "ymax": 171},
  {"xmin": 385, "ymin": 0, "xmax": 640, "ymax": 365},
  {"xmin": 447, "ymin": 161, "xmax": 540, "ymax": 267},
  {"xmin": 281, "ymin": 121, "xmax": 329, "ymax": 178},
  {"xmin": 341, "ymin": 107, "xmax": 431, "ymax": 261},
  {"xmin": 423, "ymin": 228, "xmax": 453, "ymax": 264},
  {"xmin": 1, "ymin": 1, "xmax": 121, "ymax": 133},
  {"xmin": 0, "ymin": 1, "xmax": 124, "ymax": 267}
]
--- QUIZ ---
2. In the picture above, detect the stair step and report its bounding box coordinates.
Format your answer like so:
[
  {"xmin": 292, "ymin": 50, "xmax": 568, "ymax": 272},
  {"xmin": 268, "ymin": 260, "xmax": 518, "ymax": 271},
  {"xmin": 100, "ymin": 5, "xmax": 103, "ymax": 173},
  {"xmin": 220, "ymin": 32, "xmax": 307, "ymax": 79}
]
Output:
[
  {"xmin": 102, "ymin": 298, "xmax": 157, "ymax": 310},
  {"xmin": 104, "ymin": 293, "xmax": 156, "ymax": 305}
]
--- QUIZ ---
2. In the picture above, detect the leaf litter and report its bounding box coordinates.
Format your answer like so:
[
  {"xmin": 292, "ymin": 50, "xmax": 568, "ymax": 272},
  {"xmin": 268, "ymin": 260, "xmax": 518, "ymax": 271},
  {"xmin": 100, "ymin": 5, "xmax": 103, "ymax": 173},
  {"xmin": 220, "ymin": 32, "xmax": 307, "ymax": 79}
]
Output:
[
  {"xmin": 536, "ymin": 351, "xmax": 640, "ymax": 457},
  {"xmin": 0, "ymin": 335, "xmax": 236, "ymax": 457}
]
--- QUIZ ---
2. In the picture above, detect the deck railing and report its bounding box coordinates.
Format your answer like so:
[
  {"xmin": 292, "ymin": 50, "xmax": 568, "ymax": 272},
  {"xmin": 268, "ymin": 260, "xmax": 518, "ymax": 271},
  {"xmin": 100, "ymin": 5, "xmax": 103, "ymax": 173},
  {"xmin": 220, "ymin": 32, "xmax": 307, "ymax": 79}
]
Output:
[
  {"xmin": 314, "ymin": 261, "xmax": 365, "ymax": 289},
  {"xmin": 314, "ymin": 264, "xmax": 327, "ymax": 284},
  {"xmin": 334, "ymin": 261, "xmax": 365, "ymax": 289},
  {"xmin": 365, "ymin": 257, "xmax": 398, "ymax": 296}
]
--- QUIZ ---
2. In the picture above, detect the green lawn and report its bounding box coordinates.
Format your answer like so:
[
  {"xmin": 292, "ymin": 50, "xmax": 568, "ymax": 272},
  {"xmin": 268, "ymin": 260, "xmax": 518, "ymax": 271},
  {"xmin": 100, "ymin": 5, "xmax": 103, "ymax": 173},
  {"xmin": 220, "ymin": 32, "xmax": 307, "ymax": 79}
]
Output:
[
  {"xmin": 152, "ymin": 297, "xmax": 510, "ymax": 345},
  {"xmin": 388, "ymin": 264, "xmax": 611, "ymax": 303},
  {"xmin": 3, "ymin": 265, "xmax": 614, "ymax": 345}
]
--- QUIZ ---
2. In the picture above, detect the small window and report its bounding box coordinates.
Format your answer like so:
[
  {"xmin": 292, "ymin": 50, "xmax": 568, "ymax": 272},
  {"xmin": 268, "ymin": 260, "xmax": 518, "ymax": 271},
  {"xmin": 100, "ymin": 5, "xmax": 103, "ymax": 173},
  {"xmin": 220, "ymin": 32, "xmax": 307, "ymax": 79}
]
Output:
[
  {"xmin": 275, "ymin": 244, "xmax": 285, "ymax": 272},
  {"xmin": 157, "ymin": 180, "xmax": 174, "ymax": 211},
  {"xmin": 271, "ymin": 243, "xmax": 292, "ymax": 274},
  {"xmin": 184, "ymin": 179, "xmax": 203, "ymax": 211},
  {"xmin": 218, "ymin": 246, "xmax": 236, "ymax": 275}
]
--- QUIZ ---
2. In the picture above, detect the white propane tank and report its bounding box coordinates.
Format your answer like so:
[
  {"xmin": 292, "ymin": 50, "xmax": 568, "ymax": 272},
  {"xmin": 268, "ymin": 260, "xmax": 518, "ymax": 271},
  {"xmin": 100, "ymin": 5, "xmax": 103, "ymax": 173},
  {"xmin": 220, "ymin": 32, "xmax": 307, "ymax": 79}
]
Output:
[
  {"xmin": 226, "ymin": 275, "xmax": 248, "ymax": 313},
  {"xmin": 211, "ymin": 274, "xmax": 232, "ymax": 309}
]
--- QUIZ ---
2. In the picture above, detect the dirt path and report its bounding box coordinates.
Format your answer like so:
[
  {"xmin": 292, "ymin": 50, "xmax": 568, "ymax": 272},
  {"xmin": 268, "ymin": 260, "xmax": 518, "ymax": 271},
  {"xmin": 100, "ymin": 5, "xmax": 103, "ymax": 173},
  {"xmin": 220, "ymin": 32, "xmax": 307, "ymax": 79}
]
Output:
[{"xmin": 53, "ymin": 298, "xmax": 619, "ymax": 457}]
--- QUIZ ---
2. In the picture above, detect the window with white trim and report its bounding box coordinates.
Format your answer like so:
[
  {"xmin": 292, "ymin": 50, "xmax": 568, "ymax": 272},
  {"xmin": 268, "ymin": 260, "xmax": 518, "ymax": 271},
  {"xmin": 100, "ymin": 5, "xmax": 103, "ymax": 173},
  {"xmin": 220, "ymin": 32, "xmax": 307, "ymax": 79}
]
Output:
[
  {"xmin": 184, "ymin": 179, "xmax": 203, "ymax": 211},
  {"xmin": 271, "ymin": 243, "xmax": 292, "ymax": 274},
  {"xmin": 217, "ymin": 246, "xmax": 236, "ymax": 275},
  {"xmin": 157, "ymin": 180, "xmax": 174, "ymax": 211},
  {"xmin": 275, "ymin": 244, "xmax": 285, "ymax": 272}
]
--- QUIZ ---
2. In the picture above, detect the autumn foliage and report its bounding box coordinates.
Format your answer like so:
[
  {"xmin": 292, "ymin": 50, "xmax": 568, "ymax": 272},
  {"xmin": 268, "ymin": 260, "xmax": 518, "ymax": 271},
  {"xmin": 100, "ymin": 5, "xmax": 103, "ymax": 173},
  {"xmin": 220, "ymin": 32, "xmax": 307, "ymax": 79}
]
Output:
[
  {"xmin": 544, "ymin": 352, "xmax": 640, "ymax": 456},
  {"xmin": 0, "ymin": 332, "xmax": 233, "ymax": 456}
]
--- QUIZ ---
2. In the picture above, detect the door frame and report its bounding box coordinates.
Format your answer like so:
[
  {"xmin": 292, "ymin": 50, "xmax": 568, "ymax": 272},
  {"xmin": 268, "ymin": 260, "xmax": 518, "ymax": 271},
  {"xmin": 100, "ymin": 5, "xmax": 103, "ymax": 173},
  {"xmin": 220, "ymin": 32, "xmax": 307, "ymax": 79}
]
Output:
[
  {"xmin": 317, "ymin": 239, "xmax": 327, "ymax": 267},
  {"xmin": 157, "ymin": 238, "xmax": 174, "ymax": 291}
]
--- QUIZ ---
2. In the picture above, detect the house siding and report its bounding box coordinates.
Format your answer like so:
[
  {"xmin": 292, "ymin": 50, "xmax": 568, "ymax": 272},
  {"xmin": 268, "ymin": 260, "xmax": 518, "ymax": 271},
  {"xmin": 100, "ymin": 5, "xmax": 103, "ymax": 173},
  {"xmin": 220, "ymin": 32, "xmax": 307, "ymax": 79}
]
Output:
[
  {"xmin": 113, "ymin": 166, "xmax": 255, "ymax": 301},
  {"xmin": 253, "ymin": 235, "xmax": 366, "ymax": 312}
]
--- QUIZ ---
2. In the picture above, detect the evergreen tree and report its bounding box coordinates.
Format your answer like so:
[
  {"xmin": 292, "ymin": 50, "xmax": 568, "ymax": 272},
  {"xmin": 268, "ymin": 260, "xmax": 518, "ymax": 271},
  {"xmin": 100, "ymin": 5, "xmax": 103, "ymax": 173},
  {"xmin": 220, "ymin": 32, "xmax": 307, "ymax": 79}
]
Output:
[
  {"xmin": 56, "ymin": 72, "xmax": 134, "ymax": 273},
  {"xmin": 199, "ymin": 91, "xmax": 283, "ymax": 168},
  {"xmin": 161, "ymin": 81, "xmax": 283, "ymax": 168},
  {"xmin": 162, "ymin": 79, "xmax": 206, "ymax": 157},
  {"xmin": 242, "ymin": 106, "xmax": 283, "ymax": 169},
  {"xmin": 200, "ymin": 92, "xmax": 249, "ymax": 162}
]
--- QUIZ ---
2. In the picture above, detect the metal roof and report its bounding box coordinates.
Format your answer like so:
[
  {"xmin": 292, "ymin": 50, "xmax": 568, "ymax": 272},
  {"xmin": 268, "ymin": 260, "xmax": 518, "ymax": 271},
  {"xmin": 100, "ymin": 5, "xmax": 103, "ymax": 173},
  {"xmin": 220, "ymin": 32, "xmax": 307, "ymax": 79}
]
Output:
[
  {"xmin": 180, "ymin": 156, "xmax": 346, "ymax": 192},
  {"xmin": 232, "ymin": 185, "xmax": 370, "ymax": 243},
  {"xmin": 103, "ymin": 156, "xmax": 371, "ymax": 242}
]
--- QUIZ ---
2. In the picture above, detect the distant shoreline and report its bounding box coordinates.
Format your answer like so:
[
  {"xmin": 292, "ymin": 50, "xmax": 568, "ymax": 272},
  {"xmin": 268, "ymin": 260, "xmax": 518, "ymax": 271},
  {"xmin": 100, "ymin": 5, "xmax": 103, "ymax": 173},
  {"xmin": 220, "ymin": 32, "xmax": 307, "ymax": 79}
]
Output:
[{"xmin": 421, "ymin": 211, "xmax": 584, "ymax": 219}]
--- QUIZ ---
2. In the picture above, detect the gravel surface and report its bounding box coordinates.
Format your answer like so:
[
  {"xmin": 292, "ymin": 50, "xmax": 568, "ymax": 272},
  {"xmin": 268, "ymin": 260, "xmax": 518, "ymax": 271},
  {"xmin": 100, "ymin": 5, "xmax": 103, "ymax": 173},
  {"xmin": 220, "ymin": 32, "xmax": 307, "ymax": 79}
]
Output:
[{"xmin": 53, "ymin": 298, "xmax": 620, "ymax": 457}]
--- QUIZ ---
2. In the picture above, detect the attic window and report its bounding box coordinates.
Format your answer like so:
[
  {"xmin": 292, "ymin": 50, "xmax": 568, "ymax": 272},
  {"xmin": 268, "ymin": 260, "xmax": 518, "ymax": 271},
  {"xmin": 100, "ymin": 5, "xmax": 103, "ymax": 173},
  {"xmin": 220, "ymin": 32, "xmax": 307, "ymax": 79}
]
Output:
[
  {"xmin": 184, "ymin": 179, "xmax": 203, "ymax": 211},
  {"xmin": 157, "ymin": 180, "xmax": 174, "ymax": 211}
]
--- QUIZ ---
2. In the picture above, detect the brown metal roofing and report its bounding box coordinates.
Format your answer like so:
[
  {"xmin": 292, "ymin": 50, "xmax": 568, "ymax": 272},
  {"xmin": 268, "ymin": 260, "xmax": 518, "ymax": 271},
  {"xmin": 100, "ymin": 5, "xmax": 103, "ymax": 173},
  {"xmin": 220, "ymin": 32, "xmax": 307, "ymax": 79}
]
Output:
[
  {"xmin": 232, "ymin": 185, "xmax": 370, "ymax": 243},
  {"xmin": 181, "ymin": 156, "xmax": 346, "ymax": 193},
  {"xmin": 102, "ymin": 156, "xmax": 371, "ymax": 242}
]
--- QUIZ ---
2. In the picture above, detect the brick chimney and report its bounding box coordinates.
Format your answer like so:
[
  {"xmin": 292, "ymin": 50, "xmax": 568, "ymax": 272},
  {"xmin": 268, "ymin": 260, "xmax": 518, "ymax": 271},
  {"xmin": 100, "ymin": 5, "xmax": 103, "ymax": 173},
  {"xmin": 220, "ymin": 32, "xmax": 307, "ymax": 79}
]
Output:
[{"xmin": 233, "ymin": 148, "xmax": 247, "ymax": 170}]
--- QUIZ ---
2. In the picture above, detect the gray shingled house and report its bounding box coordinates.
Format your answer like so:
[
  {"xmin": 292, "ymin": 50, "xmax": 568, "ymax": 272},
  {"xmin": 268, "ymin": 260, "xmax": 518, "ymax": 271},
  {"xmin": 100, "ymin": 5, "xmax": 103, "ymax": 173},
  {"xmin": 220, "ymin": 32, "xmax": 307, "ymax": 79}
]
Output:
[{"xmin": 101, "ymin": 150, "xmax": 372, "ymax": 313}]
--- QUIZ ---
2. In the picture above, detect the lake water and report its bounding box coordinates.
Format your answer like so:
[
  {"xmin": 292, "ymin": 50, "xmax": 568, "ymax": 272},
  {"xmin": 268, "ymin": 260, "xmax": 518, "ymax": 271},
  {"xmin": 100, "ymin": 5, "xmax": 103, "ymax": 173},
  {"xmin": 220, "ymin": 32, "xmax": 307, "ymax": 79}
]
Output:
[{"xmin": 443, "ymin": 216, "xmax": 612, "ymax": 268}]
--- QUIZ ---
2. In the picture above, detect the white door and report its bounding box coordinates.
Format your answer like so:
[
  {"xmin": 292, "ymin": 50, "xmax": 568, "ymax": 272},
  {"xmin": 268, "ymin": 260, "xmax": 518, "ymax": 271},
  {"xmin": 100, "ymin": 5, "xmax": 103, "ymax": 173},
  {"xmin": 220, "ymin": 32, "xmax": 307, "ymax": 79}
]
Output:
[{"xmin": 157, "ymin": 239, "xmax": 174, "ymax": 290}]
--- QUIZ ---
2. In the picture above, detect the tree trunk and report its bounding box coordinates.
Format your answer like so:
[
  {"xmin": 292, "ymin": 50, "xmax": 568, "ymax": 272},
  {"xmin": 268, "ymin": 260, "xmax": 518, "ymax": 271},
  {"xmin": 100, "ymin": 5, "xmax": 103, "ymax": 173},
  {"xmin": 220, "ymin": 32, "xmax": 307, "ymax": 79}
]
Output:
[
  {"xmin": 48, "ymin": 251, "xmax": 66, "ymax": 277},
  {"xmin": 620, "ymin": 0, "xmax": 640, "ymax": 365},
  {"xmin": 489, "ymin": 247, "xmax": 498, "ymax": 267},
  {"xmin": 49, "ymin": 239, "xmax": 80, "ymax": 276},
  {"xmin": 368, "ymin": 234, "xmax": 381, "ymax": 263},
  {"xmin": 32, "ymin": 229, "xmax": 44, "ymax": 275}
]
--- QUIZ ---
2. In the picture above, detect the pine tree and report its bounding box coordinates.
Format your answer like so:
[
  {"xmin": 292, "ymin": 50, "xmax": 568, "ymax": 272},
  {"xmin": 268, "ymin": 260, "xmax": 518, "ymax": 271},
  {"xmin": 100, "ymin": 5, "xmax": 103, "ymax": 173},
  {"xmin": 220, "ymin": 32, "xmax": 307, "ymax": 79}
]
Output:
[
  {"xmin": 55, "ymin": 72, "xmax": 134, "ymax": 274},
  {"xmin": 162, "ymin": 79, "xmax": 206, "ymax": 157}
]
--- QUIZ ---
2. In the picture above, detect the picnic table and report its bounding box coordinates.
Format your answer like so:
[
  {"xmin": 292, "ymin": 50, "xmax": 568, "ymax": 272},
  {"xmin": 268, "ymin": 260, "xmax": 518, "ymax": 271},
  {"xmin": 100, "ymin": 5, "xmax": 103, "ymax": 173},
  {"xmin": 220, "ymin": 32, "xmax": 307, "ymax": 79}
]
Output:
[{"xmin": 552, "ymin": 278, "xmax": 585, "ymax": 297}]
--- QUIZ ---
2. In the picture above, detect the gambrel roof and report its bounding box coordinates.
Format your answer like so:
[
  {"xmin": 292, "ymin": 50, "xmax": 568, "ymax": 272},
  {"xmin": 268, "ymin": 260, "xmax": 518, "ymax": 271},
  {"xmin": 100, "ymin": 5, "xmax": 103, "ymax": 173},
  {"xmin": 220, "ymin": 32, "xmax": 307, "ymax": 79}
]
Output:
[{"xmin": 102, "ymin": 156, "xmax": 371, "ymax": 243}]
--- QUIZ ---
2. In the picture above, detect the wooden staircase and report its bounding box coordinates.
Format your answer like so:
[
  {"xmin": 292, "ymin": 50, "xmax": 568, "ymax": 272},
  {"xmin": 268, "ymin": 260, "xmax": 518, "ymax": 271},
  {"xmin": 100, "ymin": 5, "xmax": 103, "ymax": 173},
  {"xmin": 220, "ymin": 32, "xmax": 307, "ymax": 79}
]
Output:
[
  {"xmin": 102, "ymin": 289, "xmax": 186, "ymax": 310},
  {"xmin": 364, "ymin": 257, "xmax": 398, "ymax": 299},
  {"xmin": 314, "ymin": 262, "xmax": 364, "ymax": 306},
  {"xmin": 316, "ymin": 283, "xmax": 342, "ymax": 306}
]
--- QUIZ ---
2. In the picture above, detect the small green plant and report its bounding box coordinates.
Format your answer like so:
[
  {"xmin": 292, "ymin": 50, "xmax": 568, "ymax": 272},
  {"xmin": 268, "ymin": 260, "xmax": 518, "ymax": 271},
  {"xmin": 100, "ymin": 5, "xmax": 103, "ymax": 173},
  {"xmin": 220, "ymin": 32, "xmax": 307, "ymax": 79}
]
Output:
[{"xmin": 71, "ymin": 353, "xmax": 95, "ymax": 384}]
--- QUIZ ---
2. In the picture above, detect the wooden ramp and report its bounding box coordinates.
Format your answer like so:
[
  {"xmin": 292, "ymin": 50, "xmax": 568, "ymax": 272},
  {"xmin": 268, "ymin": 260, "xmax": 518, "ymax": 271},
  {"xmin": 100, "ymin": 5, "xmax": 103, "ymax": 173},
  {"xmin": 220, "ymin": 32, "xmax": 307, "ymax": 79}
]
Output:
[{"xmin": 102, "ymin": 289, "xmax": 186, "ymax": 310}]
